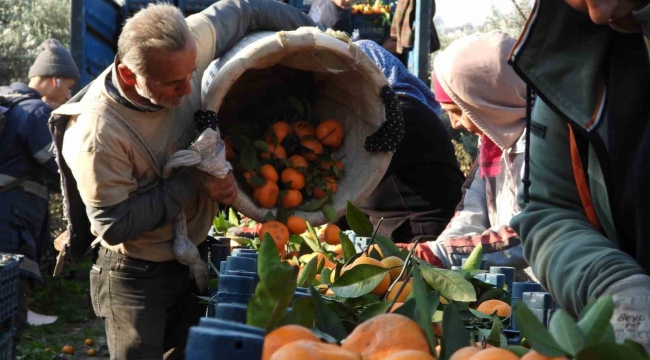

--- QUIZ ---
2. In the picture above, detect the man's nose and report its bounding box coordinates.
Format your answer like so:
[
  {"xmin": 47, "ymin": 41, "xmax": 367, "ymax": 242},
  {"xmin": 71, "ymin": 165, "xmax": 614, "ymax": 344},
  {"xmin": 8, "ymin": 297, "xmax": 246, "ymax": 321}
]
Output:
[{"xmin": 177, "ymin": 76, "xmax": 192, "ymax": 96}]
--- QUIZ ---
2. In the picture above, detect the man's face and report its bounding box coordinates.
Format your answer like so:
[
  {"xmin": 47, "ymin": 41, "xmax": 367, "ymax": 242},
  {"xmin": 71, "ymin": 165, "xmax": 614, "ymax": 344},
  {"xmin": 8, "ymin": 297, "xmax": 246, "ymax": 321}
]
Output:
[
  {"xmin": 48, "ymin": 78, "xmax": 76, "ymax": 106},
  {"xmin": 564, "ymin": 0, "xmax": 642, "ymax": 32},
  {"xmin": 135, "ymin": 40, "xmax": 198, "ymax": 108}
]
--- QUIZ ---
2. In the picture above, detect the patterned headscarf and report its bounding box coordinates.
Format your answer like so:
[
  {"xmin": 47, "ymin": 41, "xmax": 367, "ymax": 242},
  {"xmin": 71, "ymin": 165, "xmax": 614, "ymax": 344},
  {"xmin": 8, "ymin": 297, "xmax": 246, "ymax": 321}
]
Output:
[{"xmin": 356, "ymin": 40, "xmax": 442, "ymax": 116}]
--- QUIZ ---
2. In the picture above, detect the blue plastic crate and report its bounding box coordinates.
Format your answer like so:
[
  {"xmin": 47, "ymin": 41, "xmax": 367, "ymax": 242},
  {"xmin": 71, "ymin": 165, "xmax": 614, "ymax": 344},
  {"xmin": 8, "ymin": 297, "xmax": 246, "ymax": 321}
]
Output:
[
  {"xmin": 352, "ymin": 14, "xmax": 387, "ymax": 42},
  {"xmin": 0, "ymin": 329, "xmax": 13, "ymax": 360},
  {"xmin": 0, "ymin": 257, "xmax": 19, "ymax": 325},
  {"xmin": 186, "ymin": 319, "xmax": 264, "ymax": 360}
]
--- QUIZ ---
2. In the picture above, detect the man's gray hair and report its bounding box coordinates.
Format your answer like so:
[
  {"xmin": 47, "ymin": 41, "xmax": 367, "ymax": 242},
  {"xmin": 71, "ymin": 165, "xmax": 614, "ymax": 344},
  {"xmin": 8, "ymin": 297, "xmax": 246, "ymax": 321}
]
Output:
[{"xmin": 117, "ymin": 3, "xmax": 193, "ymax": 76}]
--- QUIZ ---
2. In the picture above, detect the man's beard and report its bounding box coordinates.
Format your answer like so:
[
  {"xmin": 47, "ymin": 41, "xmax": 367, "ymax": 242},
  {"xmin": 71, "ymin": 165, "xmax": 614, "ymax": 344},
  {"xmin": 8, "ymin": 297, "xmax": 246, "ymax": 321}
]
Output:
[{"xmin": 134, "ymin": 80, "xmax": 182, "ymax": 108}]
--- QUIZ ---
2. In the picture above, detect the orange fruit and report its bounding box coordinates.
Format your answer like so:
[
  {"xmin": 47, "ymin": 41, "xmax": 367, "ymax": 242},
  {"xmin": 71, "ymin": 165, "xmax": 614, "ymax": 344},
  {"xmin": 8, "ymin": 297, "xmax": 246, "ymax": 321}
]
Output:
[
  {"xmin": 381, "ymin": 256, "xmax": 405, "ymax": 282},
  {"xmin": 300, "ymin": 252, "xmax": 335, "ymax": 269},
  {"xmin": 386, "ymin": 281, "xmax": 412, "ymax": 303},
  {"xmin": 287, "ymin": 216, "xmax": 307, "ymax": 234},
  {"xmin": 331, "ymin": 244, "xmax": 343, "ymax": 257},
  {"xmin": 288, "ymin": 154, "xmax": 309, "ymax": 169},
  {"xmin": 244, "ymin": 170, "xmax": 258, "ymax": 187},
  {"xmin": 342, "ymin": 257, "xmax": 390, "ymax": 296},
  {"xmin": 294, "ymin": 121, "xmax": 315, "ymax": 138},
  {"xmin": 84, "ymin": 338, "xmax": 94, "ymax": 346},
  {"xmin": 433, "ymin": 322, "xmax": 442, "ymax": 336},
  {"xmin": 300, "ymin": 139, "xmax": 324, "ymax": 161},
  {"xmin": 319, "ymin": 224, "xmax": 341, "ymax": 245},
  {"xmin": 520, "ymin": 351, "xmax": 569, "ymax": 360},
  {"xmin": 281, "ymin": 168, "xmax": 306, "ymax": 190},
  {"xmin": 62, "ymin": 345, "xmax": 74, "ymax": 355},
  {"xmin": 254, "ymin": 181, "xmax": 280, "ymax": 208},
  {"xmin": 261, "ymin": 143, "xmax": 287, "ymax": 159},
  {"xmin": 342, "ymin": 313, "xmax": 430, "ymax": 360},
  {"xmin": 269, "ymin": 340, "xmax": 359, "ymax": 360},
  {"xmin": 260, "ymin": 221, "xmax": 290, "ymax": 253},
  {"xmin": 449, "ymin": 346, "xmax": 481, "ymax": 360},
  {"xmin": 476, "ymin": 299, "xmax": 511, "ymax": 318},
  {"xmin": 313, "ymin": 177, "xmax": 338, "ymax": 199},
  {"xmin": 467, "ymin": 348, "xmax": 519, "ymax": 360},
  {"xmin": 282, "ymin": 189, "xmax": 303, "ymax": 209},
  {"xmin": 225, "ymin": 138, "xmax": 235, "ymax": 161},
  {"xmin": 316, "ymin": 119, "xmax": 344, "ymax": 149},
  {"xmin": 262, "ymin": 325, "xmax": 320, "ymax": 360},
  {"xmin": 385, "ymin": 350, "xmax": 437, "ymax": 360},
  {"xmin": 260, "ymin": 164, "xmax": 279, "ymax": 183},
  {"xmin": 87, "ymin": 349, "xmax": 97, "ymax": 356},
  {"xmin": 267, "ymin": 121, "xmax": 292, "ymax": 144},
  {"xmin": 390, "ymin": 302, "xmax": 404, "ymax": 312}
]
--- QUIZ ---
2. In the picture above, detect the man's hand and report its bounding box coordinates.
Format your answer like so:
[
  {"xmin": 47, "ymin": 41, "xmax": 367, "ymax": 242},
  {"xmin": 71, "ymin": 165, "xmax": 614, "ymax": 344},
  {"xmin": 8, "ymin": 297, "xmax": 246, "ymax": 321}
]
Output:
[
  {"xmin": 190, "ymin": 168, "xmax": 238, "ymax": 205},
  {"xmin": 564, "ymin": 0, "xmax": 643, "ymax": 32}
]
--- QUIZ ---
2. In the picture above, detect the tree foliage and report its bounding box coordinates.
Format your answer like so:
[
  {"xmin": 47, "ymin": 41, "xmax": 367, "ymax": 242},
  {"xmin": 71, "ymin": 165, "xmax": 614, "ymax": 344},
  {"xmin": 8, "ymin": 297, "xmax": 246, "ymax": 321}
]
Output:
[{"xmin": 0, "ymin": 0, "xmax": 71, "ymax": 85}]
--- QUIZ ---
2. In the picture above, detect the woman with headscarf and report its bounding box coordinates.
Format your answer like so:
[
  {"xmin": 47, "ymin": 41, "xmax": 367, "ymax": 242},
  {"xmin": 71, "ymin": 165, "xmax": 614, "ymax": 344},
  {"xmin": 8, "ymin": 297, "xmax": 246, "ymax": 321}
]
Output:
[
  {"xmin": 340, "ymin": 40, "xmax": 465, "ymax": 245},
  {"xmin": 403, "ymin": 31, "xmax": 531, "ymax": 273}
]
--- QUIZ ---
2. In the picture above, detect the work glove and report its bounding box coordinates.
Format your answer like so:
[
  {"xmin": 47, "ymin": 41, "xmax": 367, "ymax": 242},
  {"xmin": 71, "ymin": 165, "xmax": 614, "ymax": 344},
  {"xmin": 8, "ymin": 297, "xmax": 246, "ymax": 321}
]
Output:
[
  {"xmin": 396, "ymin": 242, "xmax": 443, "ymax": 268},
  {"xmin": 603, "ymin": 274, "xmax": 650, "ymax": 354}
]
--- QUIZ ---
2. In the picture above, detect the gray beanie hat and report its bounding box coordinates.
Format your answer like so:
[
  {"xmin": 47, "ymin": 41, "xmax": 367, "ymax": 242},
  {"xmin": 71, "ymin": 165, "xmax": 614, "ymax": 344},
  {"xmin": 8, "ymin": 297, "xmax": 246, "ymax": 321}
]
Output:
[{"xmin": 28, "ymin": 39, "xmax": 80, "ymax": 80}]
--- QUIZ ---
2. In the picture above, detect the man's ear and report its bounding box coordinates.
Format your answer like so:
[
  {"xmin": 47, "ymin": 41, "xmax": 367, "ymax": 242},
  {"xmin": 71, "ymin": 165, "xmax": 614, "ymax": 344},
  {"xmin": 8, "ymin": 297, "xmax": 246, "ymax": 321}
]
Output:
[{"xmin": 117, "ymin": 64, "xmax": 137, "ymax": 87}]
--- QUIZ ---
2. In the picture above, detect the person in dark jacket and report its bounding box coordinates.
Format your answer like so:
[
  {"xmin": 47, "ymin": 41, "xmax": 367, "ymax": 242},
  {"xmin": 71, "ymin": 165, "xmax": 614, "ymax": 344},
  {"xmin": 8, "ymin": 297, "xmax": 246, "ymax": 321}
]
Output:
[
  {"xmin": 338, "ymin": 40, "xmax": 464, "ymax": 246},
  {"xmin": 308, "ymin": 0, "xmax": 353, "ymax": 34},
  {"xmin": 0, "ymin": 38, "xmax": 79, "ymax": 349}
]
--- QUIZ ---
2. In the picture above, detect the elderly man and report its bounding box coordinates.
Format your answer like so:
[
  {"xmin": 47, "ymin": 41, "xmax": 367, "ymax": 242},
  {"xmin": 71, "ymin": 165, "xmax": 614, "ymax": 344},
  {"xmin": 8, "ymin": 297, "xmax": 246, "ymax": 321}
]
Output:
[
  {"xmin": 510, "ymin": 0, "xmax": 650, "ymax": 353},
  {"xmin": 56, "ymin": 1, "xmax": 314, "ymax": 358},
  {"xmin": 0, "ymin": 38, "xmax": 79, "ymax": 349}
]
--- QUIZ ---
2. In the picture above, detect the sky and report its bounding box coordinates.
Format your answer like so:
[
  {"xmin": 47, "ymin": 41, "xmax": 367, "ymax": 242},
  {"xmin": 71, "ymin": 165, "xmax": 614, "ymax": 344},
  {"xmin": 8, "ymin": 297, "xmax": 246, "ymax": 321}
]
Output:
[{"xmin": 434, "ymin": 0, "xmax": 517, "ymax": 29}]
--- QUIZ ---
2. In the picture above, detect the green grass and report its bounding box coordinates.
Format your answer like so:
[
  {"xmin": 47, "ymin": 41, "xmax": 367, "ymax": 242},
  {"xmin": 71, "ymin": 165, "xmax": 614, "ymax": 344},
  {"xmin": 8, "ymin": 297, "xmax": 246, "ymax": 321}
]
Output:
[{"xmin": 16, "ymin": 261, "xmax": 108, "ymax": 359}]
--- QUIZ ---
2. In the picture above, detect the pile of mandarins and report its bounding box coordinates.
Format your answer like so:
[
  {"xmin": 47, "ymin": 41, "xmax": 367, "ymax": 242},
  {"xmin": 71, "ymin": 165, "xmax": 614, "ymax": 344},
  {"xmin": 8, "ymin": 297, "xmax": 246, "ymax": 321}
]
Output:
[
  {"xmin": 226, "ymin": 119, "xmax": 345, "ymax": 211},
  {"xmin": 261, "ymin": 313, "xmax": 566, "ymax": 360}
]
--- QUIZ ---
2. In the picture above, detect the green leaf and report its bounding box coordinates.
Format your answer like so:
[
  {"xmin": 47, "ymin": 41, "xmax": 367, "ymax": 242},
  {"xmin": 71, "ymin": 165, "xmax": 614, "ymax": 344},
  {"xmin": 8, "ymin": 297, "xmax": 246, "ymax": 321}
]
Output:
[
  {"xmin": 339, "ymin": 232, "xmax": 356, "ymax": 262},
  {"xmin": 504, "ymin": 346, "xmax": 530, "ymax": 357},
  {"xmin": 287, "ymin": 96, "xmax": 305, "ymax": 118},
  {"xmin": 462, "ymin": 243, "xmax": 483, "ymax": 271},
  {"xmin": 330, "ymin": 264, "xmax": 390, "ymax": 298},
  {"xmin": 321, "ymin": 204, "xmax": 338, "ymax": 223},
  {"xmin": 276, "ymin": 202, "xmax": 288, "ymax": 225},
  {"xmin": 301, "ymin": 230, "xmax": 321, "ymax": 253},
  {"xmin": 240, "ymin": 144, "xmax": 257, "ymax": 172},
  {"xmin": 278, "ymin": 297, "xmax": 316, "ymax": 328},
  {"xmin": 577, "ymin": 295, "xmax": 615, "ymax": 347},
  {"xmin": 306, "ymin": 221, "xmax": 327, "ymax": 253},
  {"xmin": 623, "ymin": 339, "xmax": 650, "ymax": 360},
  {"xmin": 298, "ymin": 196, "xmax": 329, "ymax": 212},
  {"xmin": 297, "ymin": 255, "xmax": 319, "ymax": 288},
  {"xmin": 289, "ymin": 234, "xmax": 304, "ymax": 245},
  {"xmin": 477, "ymin": 288, "xmax": 506, "ymax": 305},
  {"xmin": 247, "ymin": 262, "xmax": 299, "ymax": 331},
  {"xmin": 321, "ymin": 267, "xmax": 333, "ymax": 285},
  {"xmin": 264, "ymin": 212, "xmax": 276, "ymax": 222},
  {"xmin": 514, "ymin": 302, "xmax": 568, "ymax": 357},
  {"xmin": 393, "ymin": 298, "xmax": 418, "ymax": 319},
  {"xmin": 253, "ymin": 140, "xmax": 270, "ymax": 153},
  {"xmin": 486, "ymin": 315, "xmax": 504, "ymax": 347},
  {"xmin": 359, "ymin": 302, "xmax": 392, "ymax": 321},
  {"xmin": 469, "ymin": 308, "xmax": 495, "ymax": 321},
  {"xmin": 577, "ymin": 342, "xmax": 650, "ymax": 360},
  {"xmin": 549, "ymin": 309, "xmax": 585, "ymax": 356},
  {"xmin": 250, "ymin": 174, "xmax": 267, "ymax": 187},
  {"xmin": 258, "ymin": 233, "xmax": 280, "ymax": 281},
  {"xmin": 309, "ymin": 286, "xmax": 348, "ymax": 341},
  {"xmin": 411, "ymin": 266, "xmax": 438, "ymax": 353},
  {"xmin": 228, "ymin": 208, "xmax": 240, "ymax": 227},
  {"xmin": 346, "ymin": 201, "xmax": 373, "ymax": 237},
  {"xmin": 373, "ymin": 234, "xmax": 402, "ymax": 259},
  {"xmin": 439, "ymin": 303, "xmax": 469, "ymax": 360},
  {"xmin": 420, "ymin": 262, "xmax": 477, "ymax": 302}
]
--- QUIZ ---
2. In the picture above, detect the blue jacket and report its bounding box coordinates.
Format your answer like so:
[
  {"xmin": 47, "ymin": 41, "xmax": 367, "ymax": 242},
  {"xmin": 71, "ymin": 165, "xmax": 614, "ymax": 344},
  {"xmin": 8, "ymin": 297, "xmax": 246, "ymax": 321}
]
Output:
[{"xmin": 0, "ymin": 83, "xmax": 58, "ymax": 264}]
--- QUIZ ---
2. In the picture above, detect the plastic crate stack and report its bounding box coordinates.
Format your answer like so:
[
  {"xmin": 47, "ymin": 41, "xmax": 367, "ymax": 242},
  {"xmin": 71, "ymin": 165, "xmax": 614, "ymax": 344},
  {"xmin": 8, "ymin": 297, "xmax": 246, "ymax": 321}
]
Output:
[
  {"xmin": 459, "ymin": 260, "xmax": 559, "ymax": 345},
  {"xmin": 186, "ymin": 246, "xmax": 313, "ymax": 360},
  {"xmin": 0, "ymin": 256, "xmax": 19, "ymax": 360}
]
